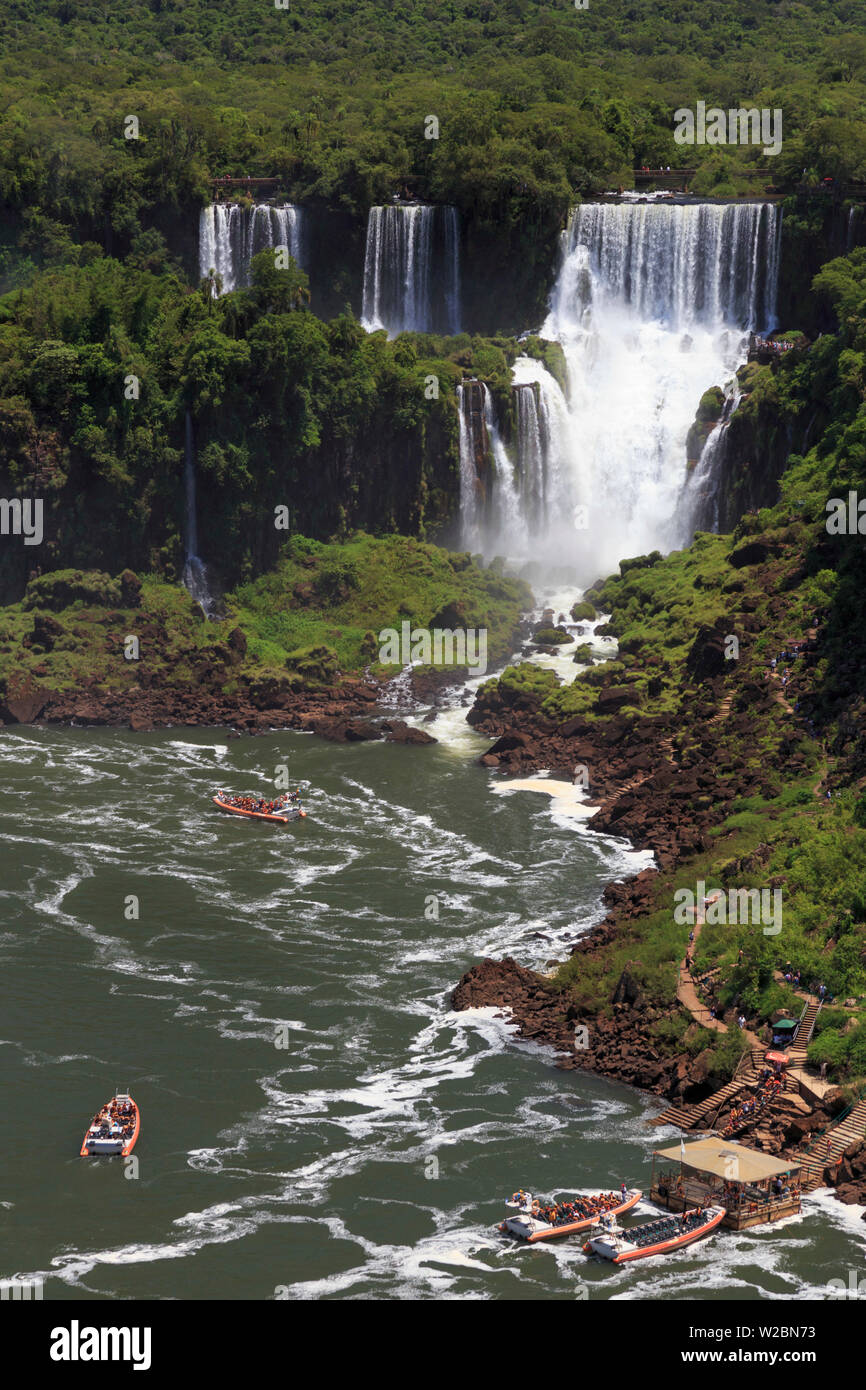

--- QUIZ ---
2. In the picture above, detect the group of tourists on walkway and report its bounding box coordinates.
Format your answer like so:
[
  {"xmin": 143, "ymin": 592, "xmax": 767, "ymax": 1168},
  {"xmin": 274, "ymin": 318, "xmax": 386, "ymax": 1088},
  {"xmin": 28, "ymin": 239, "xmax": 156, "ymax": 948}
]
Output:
[{"xmin": 723, "ymin": 1071, "xmax": 783, "ymax": 1137}]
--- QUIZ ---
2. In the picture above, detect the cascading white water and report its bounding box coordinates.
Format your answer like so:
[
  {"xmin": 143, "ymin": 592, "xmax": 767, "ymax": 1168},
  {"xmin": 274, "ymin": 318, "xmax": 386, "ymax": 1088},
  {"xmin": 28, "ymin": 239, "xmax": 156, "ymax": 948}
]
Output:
[
  {"xmin": 513, "ymin": 383, "xmax": 547, "ymax": 529},
  {"xmin": 458, "ymin": 363, "xmax": 578, "ymax": 559},
  {"xmin": 361, "ymin": 205, "xmax": 461, "ymax": 336},
  {"xmin": 471, "ymin": 200, "xmax": 781, "ymax": 575},
  {"xmin": 683, "ymin": 378, "xmax": 743, "ymax": 533},
  {"xmin": 456, "ymin": 379, "xmax": 519, "ymax": 553},
  {"xmin": 198, "ymin": 203, "xmax": 305, "ymax": 294},
  {"xmin": 181, "ymin": 410, "xmax": 219, "ymax": 618},
  {"xmin": 456, "ymin": 382, "xmax": 483, "ymax": 551}
]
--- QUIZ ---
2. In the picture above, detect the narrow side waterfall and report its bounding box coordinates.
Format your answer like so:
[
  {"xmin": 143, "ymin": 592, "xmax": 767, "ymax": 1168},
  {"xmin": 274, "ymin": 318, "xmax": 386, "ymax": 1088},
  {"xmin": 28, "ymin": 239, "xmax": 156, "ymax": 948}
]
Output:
[
  {"xmin": 466, "ymin": 200, "xmax": 780, "ymax": 573},
  {"xmin": 181, "ymin": 410, "xmax": 219, "ymax": 618},
  {"xmin": 457, "ymin": 372, "xmax": 553, "ymax": 556},
  {"xmin": 457, "ymin": 381, "xmax": 487, "ymax": 551},
  {"xmin": 361, "ymin": 205, "xmax": 461, "ymax": 336},
  {"xmin": 199, "ymin": 203, "xmax": 305, "ymax": 293},
  {"xmin": 684, "ymin": 379, "xmax": 743, "ymax": 533}
]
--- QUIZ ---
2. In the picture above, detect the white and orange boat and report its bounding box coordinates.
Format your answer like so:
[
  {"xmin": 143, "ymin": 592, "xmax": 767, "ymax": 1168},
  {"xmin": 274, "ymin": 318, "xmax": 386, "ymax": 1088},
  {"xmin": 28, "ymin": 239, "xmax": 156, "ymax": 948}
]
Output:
[
  {"xmin": 80, "ymin": 1092, "xmax": 140, "ymax": 1157},
  {"xmin": 583, "ymin": 1203, "xmax": 725, "ymax": 1263},
  {"xmin": 499, "ymin": 1188, "xmax": 642, "ymax": 1243},
  {"xmin": 213, "ymin": 791, "xmax": 306, "ymax": 824}
]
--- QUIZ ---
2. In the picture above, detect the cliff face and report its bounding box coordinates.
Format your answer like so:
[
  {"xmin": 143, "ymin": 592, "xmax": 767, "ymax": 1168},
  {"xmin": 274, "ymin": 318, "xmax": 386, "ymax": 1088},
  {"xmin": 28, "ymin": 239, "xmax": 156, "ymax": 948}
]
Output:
[
  {"xmin": 686, "ymin": 357, "xmax": 814, "ymax": 535},
  {"xmin": 712, "ymin": 364, "xmax": 798, "ymax": 531}
]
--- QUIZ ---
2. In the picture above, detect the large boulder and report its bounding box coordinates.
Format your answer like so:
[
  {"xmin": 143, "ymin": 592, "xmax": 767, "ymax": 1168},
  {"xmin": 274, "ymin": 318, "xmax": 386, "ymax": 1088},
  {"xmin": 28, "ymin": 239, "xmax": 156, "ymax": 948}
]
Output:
[
  {"xmin": 730, "ymin": 539, "xmax": 774, "ymax": 569},
  {"xmin": 686, "ymin": 623, "xmax": 728, "ymax": 681},
  {"xmin": 313, "ymin": 718, "xmax": 382, "ymax": 743},
  {"xmin": 22, "ymin": 569, "xmax": 122, "ymax": 610},
  {"xmin": 30, "ymin": 613, "xmax": 63, "ymax": 650},
  {"xmin": 0, "ymin": 687, "xmax": 48, "ymax": 723},
  {"xmin": 119, "ymin": 569, "xmax": 142, "ymax": 608},
  {"xmin": 381, "ymin": 719, "xmax": 437, "ymax": 746},
  {"xmin": 596, "ymin": 685, "xmax": 640, "ymax": 713}
]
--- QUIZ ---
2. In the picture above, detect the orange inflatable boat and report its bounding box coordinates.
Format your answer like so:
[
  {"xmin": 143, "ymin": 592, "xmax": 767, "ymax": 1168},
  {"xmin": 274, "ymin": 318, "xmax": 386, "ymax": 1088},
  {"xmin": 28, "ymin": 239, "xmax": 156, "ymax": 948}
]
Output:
[
  {"xmin": 213, "ymin": 792, "xmax": 306, "ymax": 823},
  {"xmin": 499, "ymin": 1188, "xmax": 642, "ymax": 1242},
  {"xmin": 80, "ymin": 1092, "xmax": 140, "ymax": 1157},
  {"xmin": 583, "ymin": 1203, "xmax": 725, "ymax": 1262}
]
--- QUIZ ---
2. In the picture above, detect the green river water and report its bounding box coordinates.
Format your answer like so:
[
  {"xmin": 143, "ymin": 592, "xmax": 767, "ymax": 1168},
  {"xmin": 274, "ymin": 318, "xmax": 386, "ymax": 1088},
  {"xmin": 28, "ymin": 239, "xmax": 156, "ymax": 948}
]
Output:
[{"xmin": 1, "ymin": 646, "xmax": 863, "ymax": 1301}]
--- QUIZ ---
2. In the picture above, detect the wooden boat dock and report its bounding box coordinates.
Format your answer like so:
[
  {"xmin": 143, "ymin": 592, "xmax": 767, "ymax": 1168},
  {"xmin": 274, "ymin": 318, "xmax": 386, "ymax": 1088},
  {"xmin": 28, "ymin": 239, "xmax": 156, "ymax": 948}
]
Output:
[{"xmin": 651, "ymin": 1137, "xmax": 801, "ymax": 1231}]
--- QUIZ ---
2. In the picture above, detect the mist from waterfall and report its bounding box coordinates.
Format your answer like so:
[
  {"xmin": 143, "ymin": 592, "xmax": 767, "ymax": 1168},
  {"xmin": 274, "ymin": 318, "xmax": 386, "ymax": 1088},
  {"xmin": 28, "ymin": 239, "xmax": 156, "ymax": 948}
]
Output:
[
  {"xmin": 199, "ymin": 203, "xmax": 305, "ymax": 294},
  {"xmin": 361, "ymin": 205, "xmax": 461, "ymax": 336},
  {"xmin": 463, "ymin": 201, "xmax": 781, "ymax": 576}
]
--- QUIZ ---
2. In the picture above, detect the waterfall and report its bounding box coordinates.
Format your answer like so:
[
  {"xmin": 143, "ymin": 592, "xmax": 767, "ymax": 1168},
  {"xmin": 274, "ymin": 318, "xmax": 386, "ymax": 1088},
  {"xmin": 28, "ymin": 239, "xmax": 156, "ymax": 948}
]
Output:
[
  {"xmin": 456, "ymin": 380, "xmax": 520, "ymax": 552},
  {"xmin": 181, "ymin": 410, "xmax": 219, "ymax": 618},
  {"xmin": 468, "ymin": 200, "xmax": 782, "ymax": 575},
  {"xmin": 847, "ymin": 205, "xmax": 863, "ymax": 253},
  {"xmin": 361, "ymin": 205, "xmax": 461, "ymax": 336},
  {"xmin": 684, "ymin": 378, "xmax": 743, "ymax": 533},
  {"xmin": 457, "ymin": 381, "xmax": 485, "ymax": 551},
  {"xmin": 198, "ymin": 203, "xmax": 305, "ymax": 294}
]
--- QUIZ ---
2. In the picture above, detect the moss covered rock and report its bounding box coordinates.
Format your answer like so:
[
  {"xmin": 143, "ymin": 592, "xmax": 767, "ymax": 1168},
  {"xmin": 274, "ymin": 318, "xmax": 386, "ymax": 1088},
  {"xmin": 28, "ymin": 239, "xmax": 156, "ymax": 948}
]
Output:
[
  {"xmin": 23, "ymin": 569, "xmax": 123, "ymax": 611},
  {"xmin": 284, "ymin": 644, "xmax": 340, "ymax": 683}
]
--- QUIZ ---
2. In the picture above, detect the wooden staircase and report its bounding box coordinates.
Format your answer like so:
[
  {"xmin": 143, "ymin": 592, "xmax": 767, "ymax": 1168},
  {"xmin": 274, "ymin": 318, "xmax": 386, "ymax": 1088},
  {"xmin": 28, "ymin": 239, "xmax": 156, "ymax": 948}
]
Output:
[
  {"xmin": 652, "ymin": 1047, "xmax": 765, "ymax": 1131},
  {"xmin": 787, "ymin": 1000, "xmax": 822, "ymax": 1065},
  {"xmin": 797, "ymin": 1097, "xmax": 866, "ymax": 1192}
]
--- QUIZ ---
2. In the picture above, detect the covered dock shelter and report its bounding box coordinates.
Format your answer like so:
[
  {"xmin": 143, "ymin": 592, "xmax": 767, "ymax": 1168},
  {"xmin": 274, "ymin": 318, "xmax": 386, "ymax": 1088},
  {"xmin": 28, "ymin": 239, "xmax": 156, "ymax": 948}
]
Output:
[{"xmin": 651, "ymin": 1137, "xmax": 801, "ymax": 1230}]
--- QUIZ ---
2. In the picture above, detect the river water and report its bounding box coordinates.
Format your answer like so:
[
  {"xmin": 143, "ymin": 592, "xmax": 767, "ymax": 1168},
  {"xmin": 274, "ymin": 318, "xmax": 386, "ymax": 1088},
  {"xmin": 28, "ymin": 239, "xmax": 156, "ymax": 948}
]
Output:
[{"xmin": 1, "ymin": 612, "xmax": 863, "ymax": 1301}]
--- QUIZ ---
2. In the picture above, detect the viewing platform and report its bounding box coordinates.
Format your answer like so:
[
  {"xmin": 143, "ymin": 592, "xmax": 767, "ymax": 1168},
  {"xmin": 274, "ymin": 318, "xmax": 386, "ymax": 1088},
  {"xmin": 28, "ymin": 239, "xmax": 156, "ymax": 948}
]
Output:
[
  {"xmin": 652, "ymin": 1137, "xmax": 801, "ymax": 1231},
  {"xmin": 748, "ymin": 334, "xmax": 802, "ymax": 364},
  {"xmin": 211, "ymin": 176, "xmax": 283, "ymax": 198}
]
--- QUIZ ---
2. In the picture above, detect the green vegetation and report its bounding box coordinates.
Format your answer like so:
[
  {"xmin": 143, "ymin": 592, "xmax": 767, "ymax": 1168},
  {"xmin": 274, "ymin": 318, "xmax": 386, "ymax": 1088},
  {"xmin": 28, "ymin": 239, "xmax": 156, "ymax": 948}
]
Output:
[
  {"xmin": 0, "ymin": 251, "xmax": 553, "ymax": 602},
  {"xmin": 0, "ymin": 533, "xmax": 531, "ymax": 697},
  {"xmin": 2, "ymin": 1, "xmax": 865, "ymax": 273},
  {"xmin": 545, "ymin": 245, "xmax": 866, "ymax": 1087}
]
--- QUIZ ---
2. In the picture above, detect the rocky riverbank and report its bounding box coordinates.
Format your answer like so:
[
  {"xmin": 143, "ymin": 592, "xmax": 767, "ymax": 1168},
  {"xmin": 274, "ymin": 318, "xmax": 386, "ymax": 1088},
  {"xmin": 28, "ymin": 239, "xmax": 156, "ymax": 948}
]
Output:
[
  {"xmin": 451, "ymin": 507, "xmax": 866, "ymax": 1208},
  {"xmin": 0, "ymin": 670, "xmax": 443, "ymax": 743}
]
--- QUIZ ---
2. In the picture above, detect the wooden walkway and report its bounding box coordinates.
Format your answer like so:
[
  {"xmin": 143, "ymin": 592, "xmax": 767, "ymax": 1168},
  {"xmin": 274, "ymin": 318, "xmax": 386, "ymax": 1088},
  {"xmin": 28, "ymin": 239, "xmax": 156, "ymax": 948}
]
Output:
[
  {"xmin": 797, "ymin": 1097, "xmax": 866, "ymax": 1191},
  {"xmin": 652, "ymin": 1047, "xmax": 768, "ymax": 1131}
]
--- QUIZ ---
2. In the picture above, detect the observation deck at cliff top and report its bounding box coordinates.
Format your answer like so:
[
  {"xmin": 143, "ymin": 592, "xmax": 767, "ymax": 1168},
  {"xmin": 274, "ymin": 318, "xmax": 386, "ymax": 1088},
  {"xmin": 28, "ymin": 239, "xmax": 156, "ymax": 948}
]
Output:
[
  {"xmin": 211, "ymin": 176, "xmax": 283, "ymax": 198},
  {"xmin": 630, "ymin": 167, "xmax": 783, "ymax": 197}
]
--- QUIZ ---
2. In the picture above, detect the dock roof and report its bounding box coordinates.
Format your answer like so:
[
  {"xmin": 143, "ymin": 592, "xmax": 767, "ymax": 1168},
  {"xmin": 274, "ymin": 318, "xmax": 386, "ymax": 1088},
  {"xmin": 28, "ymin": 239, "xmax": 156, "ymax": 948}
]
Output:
[{"xmin": 653, "ymin": 1137, "xmax": 801, "ymax": 1184}]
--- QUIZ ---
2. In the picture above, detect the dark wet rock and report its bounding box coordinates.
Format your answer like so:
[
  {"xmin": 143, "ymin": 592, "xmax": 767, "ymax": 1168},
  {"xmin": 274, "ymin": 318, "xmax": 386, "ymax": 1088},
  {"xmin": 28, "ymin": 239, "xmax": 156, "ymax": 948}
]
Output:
[
  {"xmin": 686, "ymin": 623, "xmax": 728, "ymax": 681},
  {"xmin": 381, "ymin": 719, "xmax": 437, "ymax": 745},
  {"xmin": 730, "ymin": 539, "xmax": 774, "ymax": 568}
]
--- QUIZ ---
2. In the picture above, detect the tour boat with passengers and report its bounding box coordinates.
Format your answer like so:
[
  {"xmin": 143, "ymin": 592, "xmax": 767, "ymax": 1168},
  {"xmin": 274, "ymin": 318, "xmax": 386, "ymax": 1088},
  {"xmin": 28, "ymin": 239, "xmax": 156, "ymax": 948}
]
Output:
[
  {"xmin": 583, "ymin": 1203, "xmax": 725, "ymax": 1263},
  {"xmin": 80, "ymin": 1092, "xmax": 140, "ymax": 1157},
  {"xmin": 499, "ymin": 1187, "xmax": 642, "ymax": 1243},
  {"xmin": 213, "ymin": 790, "xmax": 307, "ymax": 823}
]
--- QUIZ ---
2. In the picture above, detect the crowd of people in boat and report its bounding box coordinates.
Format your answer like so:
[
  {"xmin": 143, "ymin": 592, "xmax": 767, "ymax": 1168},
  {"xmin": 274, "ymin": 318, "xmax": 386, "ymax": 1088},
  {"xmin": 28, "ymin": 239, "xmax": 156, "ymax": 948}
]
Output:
[
  {"xmin": 514, "ymin": 1186, "xmax": 630, "ymax": 1227},
  {"xmin": 723, "ymin": 1069, "xmax": 784, "ymax": 1136},
  {"xmin": 217, "ymin": 791, "xmax": 297, "ymax": 815},
  {"xmin": 87, "ymin": 1097, "xmax": 135, "ymax": 1142}
]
